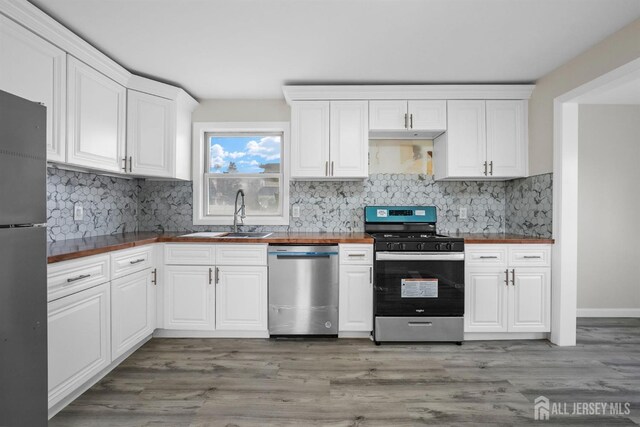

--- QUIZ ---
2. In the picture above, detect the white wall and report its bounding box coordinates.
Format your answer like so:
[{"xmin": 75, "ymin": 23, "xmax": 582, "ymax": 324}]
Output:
[
  {"xmin": 192, "ymin": 99, "xmax": 290, "ymax": 122},
  {"xmin": 529, "ymin": 18, "xmax": 640, "ymax": 176},
  {"xmin": 577, "ymin": 104, "xmax": 640, "ymax": 312}
]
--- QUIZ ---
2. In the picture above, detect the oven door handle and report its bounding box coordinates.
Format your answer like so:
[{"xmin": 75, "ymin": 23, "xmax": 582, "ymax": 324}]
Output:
[{"xmin": 376, "ymin": 252, "xmax": 465, "ymax": 261}]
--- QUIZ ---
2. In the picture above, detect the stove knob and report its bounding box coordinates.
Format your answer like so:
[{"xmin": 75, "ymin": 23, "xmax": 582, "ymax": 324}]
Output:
[
  {"xmin": 386, "ymin": 242, "xmax": 393, "ymax": 250},
  {"xmin": 444, "ymin": 243, "xmax": 452, "ymax": 251},
  {"xmin": 416, "ymin": 243, "xmax": 423, "ymax": 251},
  {"xmin": 435, "ymin": 243, "xmax": 441, "ymax": 251}
]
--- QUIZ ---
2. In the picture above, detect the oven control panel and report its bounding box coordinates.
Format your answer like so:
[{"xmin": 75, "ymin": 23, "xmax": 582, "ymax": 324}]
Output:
[{"xmin": 375, "ymin": 240, "xmax": 464, "ymax": 252}]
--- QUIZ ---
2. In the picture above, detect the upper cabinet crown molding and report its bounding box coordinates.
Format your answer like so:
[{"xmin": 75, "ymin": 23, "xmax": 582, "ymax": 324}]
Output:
[
  {"xmin": 282, "ymin": 85, "xmax": 535, "ymax": 103},
  {"xmin": 0, "ymin": 0, "xmax": 130, "ymax": 86}
]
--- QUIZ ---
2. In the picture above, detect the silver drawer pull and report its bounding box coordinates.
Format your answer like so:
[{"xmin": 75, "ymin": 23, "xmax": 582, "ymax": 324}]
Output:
[
  {"xmin": 348, "ymin": 254, "xmax": 366, "ymax": 257},
  {"xmin": 408, "ymin": 322, "xmax": 433, "ymax": 326},
  {"xmin": 479, "ymin": 256, "xmax": 498, "ymax": 259},
  {"xmin": 129, "ymin": 258, "xmax": 145, "ymax": 264},
  {"xmin": 523, "ymin": 256, "xmax": 541, "ymax": 259},
  {"xmin": 66, "ymin": 274, "xmax": 90, "ymax": 283}
]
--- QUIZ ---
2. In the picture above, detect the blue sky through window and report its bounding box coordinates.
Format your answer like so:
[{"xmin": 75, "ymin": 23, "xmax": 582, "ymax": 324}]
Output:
[{"xmin": 209, "ymin": 135, "xmax": 281, "ymax": 174}]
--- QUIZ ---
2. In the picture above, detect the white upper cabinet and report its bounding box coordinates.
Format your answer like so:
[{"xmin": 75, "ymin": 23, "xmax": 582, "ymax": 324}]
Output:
[
  {"xmin": 369, "ymin": 100, "xmax": 446, "ymax": 138},
  {"xmin": 127, "ymin": 90, "xmax": 175, "ymax": 177},
  {"xmin": 434, "ymin": 100, "xmax": 527, "ymax": 180},
  {"xmin": 486, "ymin": 100, "xmax": 527, "ymax": 178},
  {"xmin": 291, "ymin": 100, "xmax": 368, "ymax": 179},
  {"xmin": 0, "ymin": 15, "xmax": 66, "ymax": 162},
  {"xmin": 67, "ymin": 56, "xmax": 127, "ymax": 173},
  {"xmin": 290, "ymin": 101, "xmax": 330, "ymax": 178},
  {"xmin": 330, "ymin": 101, "xmax": 368, "ymax": 178}
]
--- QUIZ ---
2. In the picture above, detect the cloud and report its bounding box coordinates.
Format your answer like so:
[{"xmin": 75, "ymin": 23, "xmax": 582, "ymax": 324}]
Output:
[
  {"xmin": 238, "ymin": 160, "xmax": 261, "ymax": 166},
  {"xmin": 210, "ymin": 144, "xmax": 226, "ymax": 169},
  {"xmin": 246, "ymin": 136, "xmax": 281, "ymax": 161}
]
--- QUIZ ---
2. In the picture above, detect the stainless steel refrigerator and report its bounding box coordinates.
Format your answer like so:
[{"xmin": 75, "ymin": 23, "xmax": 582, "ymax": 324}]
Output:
[{"xmin": 0, "ymin": 90, "xmax": 48, "ymax": 426}]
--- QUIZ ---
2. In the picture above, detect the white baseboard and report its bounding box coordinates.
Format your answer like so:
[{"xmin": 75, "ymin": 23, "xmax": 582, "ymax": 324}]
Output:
[
  {"xmin": 577, "ymin": 308, "xmax": 640, "ymax": 317},
  {"xmin": 464, "ymin": 332, "xmax": 549, "ymax": 341},
  {"xmin": 153, "ymin": 329, "xmax": 269, "ymax": 338},
  {"xmin": 338, "ymin": 331, "xmax": 372, "ymax": 339}
]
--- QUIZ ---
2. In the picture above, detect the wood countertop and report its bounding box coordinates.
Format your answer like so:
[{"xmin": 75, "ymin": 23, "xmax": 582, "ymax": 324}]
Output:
[
  {"xmin": 453, "ymin": 233, "xmax": 555, "ymax": 244},
  {"xmin": 47, "ymin": 232, "xmax": 374, "ymax": 263},
  {"xmin": 47, "ymin": 231, "xmax": 553, "ymax": 264}
]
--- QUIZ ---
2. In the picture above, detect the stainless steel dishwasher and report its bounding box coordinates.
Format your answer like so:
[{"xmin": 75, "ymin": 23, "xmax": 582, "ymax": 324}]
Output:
[{"xmin": 268, "ymin": 245, "xmax": 339, "ymax": 336}]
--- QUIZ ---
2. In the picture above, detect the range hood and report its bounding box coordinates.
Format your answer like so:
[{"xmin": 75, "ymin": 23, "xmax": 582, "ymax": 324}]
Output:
[{"xmin": 368, "ymin": 129, "xmax": 445, "ymax": 140}]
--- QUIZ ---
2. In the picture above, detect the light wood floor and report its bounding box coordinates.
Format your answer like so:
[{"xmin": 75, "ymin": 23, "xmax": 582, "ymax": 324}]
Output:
[{"xmin": 50, "ymin": 318, "xmax": 640, "ymax": 426}]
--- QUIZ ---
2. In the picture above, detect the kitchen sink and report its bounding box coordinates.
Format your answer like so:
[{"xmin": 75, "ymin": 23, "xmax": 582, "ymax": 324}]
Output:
[
  {"xmin": 219, "ymin": 232, "xmax": 273, "ymax": 239},
  {"xmin": 179, "ymin": 232, "xmax": 228, "ymax": 238}
]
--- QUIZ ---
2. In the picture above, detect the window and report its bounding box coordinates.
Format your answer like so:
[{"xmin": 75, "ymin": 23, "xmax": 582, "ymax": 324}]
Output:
[{"xmin": 193, "ymin": 123, "xmax": 290, "ymax": 226}]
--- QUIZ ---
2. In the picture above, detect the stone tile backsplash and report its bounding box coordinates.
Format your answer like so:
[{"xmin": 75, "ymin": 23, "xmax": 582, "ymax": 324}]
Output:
[
  {"xmin": 47, "ymin": 168, "xmax": 139, "ymax": 242},
  {"xmin": 505, "ymin": 173, "xmax": 553, "ymax": 238},
  {"xmin": 46, "ymin": 168, "xmax": 553, "ymax": 241}
]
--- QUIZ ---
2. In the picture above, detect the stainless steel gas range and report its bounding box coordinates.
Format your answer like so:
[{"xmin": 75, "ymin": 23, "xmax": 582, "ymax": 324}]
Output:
[{"xmin": 365, "ymin": 206, "xmax": 465, "ymax": 344}]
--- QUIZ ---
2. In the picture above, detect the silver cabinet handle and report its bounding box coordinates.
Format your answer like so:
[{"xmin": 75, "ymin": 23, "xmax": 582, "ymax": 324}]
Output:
[
  {"xmin": 331, "ymin": 161, "xmax": 334, "ymax": 176},
  {"xmin": 215, "ymin": 267, "xmax": 220, "ymax": 285},
  {"xmin": 479, "ymin": 256, "xmax": 498, "ymax": 259},
  {"xmin": 129, "ymin": 258, "xmax": 145, "ymax": 264},
  {"xmin": 489, "ymin": 161, "xmax": 493, "ymax": 176},
  {"xmin": 129, "ymin": 156, "xmax": 133, "ymax": 173},
  {"xmin": 208, "ymin": 268, "xmax": 213, "ymax": 285},
  {"xmin": 67, "ymin": 274, "xmax": 90, "ymax": 283},
  {"xmin": 523, "ymin": 255, "xmax": 541, "ymax": 259},
  {"xmin": 483, "ymin": 161, "xmax": 488, "ymax": 176},
  {"xmin": 511, "ymin": 269, "xmax": 516, "ymax": 286},
  {"xmin": 404, "ymin": 113, "xmax": 408, "ymax": 129},
  {"xmin": 122, "ymin": 157, "xmax": 127, "ymax": 172},
  {"xmin": 369, "ymin": 266, "xmax": 373, "ymax": 284},
  {"xmin": 410, "ymin": 113, "xmax": 413, "ymax": 129},
  {"xmin": 504, "ymin": 269, "xmax": 509, "ymax": 286},
  {"xmin": 151, "ymin": 268, "xmax": 157, "ymax": 285},
  {"xmin": 325, "ymin": 161, "xmax": 328, "ymax": 176},
  {"xmin": 348, "ymin": 253, "xmax": 366, "ymax": 257}
]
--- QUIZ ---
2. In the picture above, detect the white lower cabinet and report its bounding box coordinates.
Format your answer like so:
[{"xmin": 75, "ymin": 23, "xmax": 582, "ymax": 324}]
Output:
[
  {"xmin": 465, "ymin": 244, "xmax": 551, "ymax": 335},
  {"xmin": 111, "ymin": 269, "xmax": 155, "ymax": 359},
  {"xmin": 164, "ymin": 265, "xmax": 215, "ymax": 331},
  {"xmin": 338, "ymin": 265, "xmax": 373, "ymax": 332},
  {"xmin": 338, "ymin": 244, "xmax": 374, "ymax": 334},
  {"xmin": 48, "ymin": 283, "xmax": 111, "ymax": 409},
  {"xmin": 216, "ymin": 266, "xmax": 267, "ymax": 331}
]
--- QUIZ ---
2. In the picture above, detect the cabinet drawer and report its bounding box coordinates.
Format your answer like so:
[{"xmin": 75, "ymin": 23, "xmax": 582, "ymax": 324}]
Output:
[
  {"xmin": 216, "ymin": 244, "xmax": 267, "ymax": 266},
  {"xmin": 465, "ymin": 245, "xmax": 508, "ymax": 267},
  {"xmin": 339, "ymin": 244, "xmax": 373, "ymax": 265},
  {"xmin": 111, "ymin": 245, "xmax": 154, "ymax": 279},
  {"xmin": 47, "ymin": 254, "xmax": 110, "ymax": 302},
  {"xmin": 164, "ymin": 244, "xmax": 216, "ymax": 265},
  {"xmin": 508, "ymin": 245, "xmax": 551, "ymax": 267}
]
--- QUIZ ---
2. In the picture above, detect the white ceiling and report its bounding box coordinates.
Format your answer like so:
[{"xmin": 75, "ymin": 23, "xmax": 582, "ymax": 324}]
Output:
[{"xmin": 27, "ymin": 0, "xmax": 640, "ymax": 100}]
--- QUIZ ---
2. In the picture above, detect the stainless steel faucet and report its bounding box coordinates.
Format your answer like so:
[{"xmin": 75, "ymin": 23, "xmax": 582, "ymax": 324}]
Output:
[{"xmin": 233, "ymin": 189, "xmax": 246, "ymax": 232}]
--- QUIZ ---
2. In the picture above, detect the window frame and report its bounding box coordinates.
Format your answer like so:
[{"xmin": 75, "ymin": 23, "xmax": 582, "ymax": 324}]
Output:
[{"xmin": 192, "ymin": 122, "xmax": 290, "ymax": 226}]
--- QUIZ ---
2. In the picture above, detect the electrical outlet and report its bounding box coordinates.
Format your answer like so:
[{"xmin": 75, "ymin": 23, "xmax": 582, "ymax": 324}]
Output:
[
  {"xmin": 73, "ymin": 203, "xmax": 84, "ymax": 221},
  {"xmin": 292, "ymin": 204, "xmax": 300, "ymax": 218},
  {"xmin": 459, "ymin": 207, "xmax": 468, "ymax": 220}
]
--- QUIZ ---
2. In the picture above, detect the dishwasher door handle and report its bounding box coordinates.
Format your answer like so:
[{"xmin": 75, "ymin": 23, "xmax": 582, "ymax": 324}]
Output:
[{"xmin": 270, "ymin": 252, "xmax": 338, "ymax": 258}]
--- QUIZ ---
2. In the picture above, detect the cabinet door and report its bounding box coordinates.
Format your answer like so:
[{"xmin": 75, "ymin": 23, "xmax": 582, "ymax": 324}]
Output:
[
  {"xmin": 216, "ymin": 266, "xmax": 267, "ymax": 331},
  {"xmin": 508, "ymin": 267, "xmax": 550, "ymax": 333},
  {"xmin": 67, "ymin": 56, "xmax": 126, "ymax": 173},
  {"xmin": 164, "ymin": 265, "xmax": 215, "ymax": 330},
  {"xmin": 48, "ymin": 283, "xmax": 110, "ymax": 408},
  {"xmin": 408, "ymin": 100, "xmax": 446, "ymax": 130},
  {"xmin": 0, "ymin": 15, "xmax": 66, "ymax": 162},
  {"xmin": 291, "ymin": 101, "xmax": 330, "ymax": 178},
  {"xmin": 445, "ymin": 100, "xmax": 487, "ymax": 178},
  {"xmin": 329, "ymin": 101, "xmax": 369, "ymax": 178},
  {"xmin": 369, "ymin": 100, "xmax": 407, "ymax": 130},
  {"xmin": 338, "ymin": 265, "xmax": 373, "ymax": 332},
  {"xmin": 111, "ymin": 269, "xmax": 154, "ymax": 359},
  {"xmin": 464, "ymin": 268, "xmax": 508, "ymax": 333},
  {"xmin": 486, "ymin": 100, "xmax": 526, "ymax": 178},
  {"xmin": 127, "ymin": 90, "xmax": 175, "ymax": 177}
]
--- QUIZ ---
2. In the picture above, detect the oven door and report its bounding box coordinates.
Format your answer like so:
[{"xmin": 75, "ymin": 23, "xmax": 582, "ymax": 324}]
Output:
[{"xmin": 375, "ymin": 252, "xmax": 464, "ymax": 317}]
